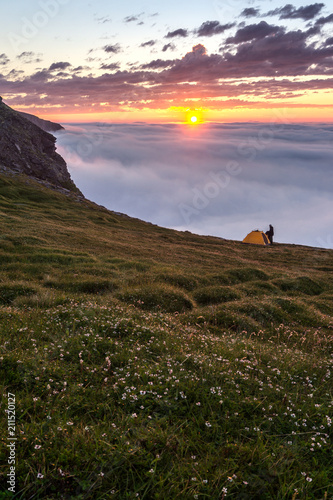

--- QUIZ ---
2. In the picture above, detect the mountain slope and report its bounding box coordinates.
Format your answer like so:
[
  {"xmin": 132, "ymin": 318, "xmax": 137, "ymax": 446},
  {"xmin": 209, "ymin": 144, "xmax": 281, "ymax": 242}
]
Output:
[
  {"xmin": 0, "ymin": 97, "xmax": 79, "ymax": 193},
  {"xmin": 0, "ymin": 171, "xmax": 332, "ymax": 331},
  {"xmin": 0, "ymin": 173, "xmax": 332, "ymax": 499},
  {"xmin": 18, "ymin": 110, "xmax": 64, "ymax": 132}
]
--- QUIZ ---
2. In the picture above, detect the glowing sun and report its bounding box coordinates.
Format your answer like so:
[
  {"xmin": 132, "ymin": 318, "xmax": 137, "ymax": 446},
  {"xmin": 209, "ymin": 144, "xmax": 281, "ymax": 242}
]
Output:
[{"xmin": 185, "ymin": 109, "xmax": 203, "ymax": 125}]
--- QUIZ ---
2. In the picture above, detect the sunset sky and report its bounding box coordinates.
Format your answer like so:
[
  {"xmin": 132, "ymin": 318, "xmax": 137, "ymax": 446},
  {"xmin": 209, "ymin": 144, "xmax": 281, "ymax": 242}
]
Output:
[{"xmin": 1, "ymin": 0, "xmax": 333, "ymax": 122}]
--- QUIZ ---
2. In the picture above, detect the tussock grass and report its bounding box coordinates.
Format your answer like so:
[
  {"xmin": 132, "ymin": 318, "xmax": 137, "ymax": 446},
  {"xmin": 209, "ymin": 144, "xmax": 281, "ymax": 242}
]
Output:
[
  {"xmin": 193, "ymin": 285, "xmax": 239, "ymax": 305},
  {"xmin": 0, "ymin": 283, "xmax": 36, "ymax": 305},
  {"xmin": 241, "ymin": 280, "xmax": 279, "ymax": 297},
  {"xmin": 235, "ymin": 301, "xmax": 288, "ymax": 326},
  {"xmin": 273, "ymin": 276, "xmax": 324, "ymax": 296},
  {"xmin": 13, "ymin": 289, "xmax": 68, "ymax": 308},
  {"xmin": 45, "ymin": 278, "xmax": 118, "ymax": 295},
  {"xmin": 117, "ymin": 284, "xmax": 194, "ymax": 313},
  {"xmin": 227, "ymin": 267, "xmax": 270, "ymax": 283},
  {"xmin": 156, "ymin": 269, "xmax": 198, "ymax": 291},
  {"xmin": 0, "ymin": 174, "xmax": 332, "ymax": 499}
]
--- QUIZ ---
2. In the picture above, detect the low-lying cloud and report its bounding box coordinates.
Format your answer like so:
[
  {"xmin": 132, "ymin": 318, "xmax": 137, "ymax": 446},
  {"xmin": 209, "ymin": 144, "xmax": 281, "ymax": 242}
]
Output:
[{"xmin": 55, "ymin": 122, "xmax": 333, "ymax": 249}]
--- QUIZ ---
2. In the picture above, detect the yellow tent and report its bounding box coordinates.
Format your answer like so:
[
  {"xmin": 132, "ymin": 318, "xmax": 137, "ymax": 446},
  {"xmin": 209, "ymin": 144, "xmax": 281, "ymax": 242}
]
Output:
[{"xmin": 242, "ymin": 230, "xmax": 270, "ymax": 245}]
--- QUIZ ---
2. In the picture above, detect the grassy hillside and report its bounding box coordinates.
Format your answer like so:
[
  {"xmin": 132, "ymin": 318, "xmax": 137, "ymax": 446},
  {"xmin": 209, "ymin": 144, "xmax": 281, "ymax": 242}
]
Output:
[{"xmin": 0, "ymin": 173, "xmax": 332, "ymax": 499}]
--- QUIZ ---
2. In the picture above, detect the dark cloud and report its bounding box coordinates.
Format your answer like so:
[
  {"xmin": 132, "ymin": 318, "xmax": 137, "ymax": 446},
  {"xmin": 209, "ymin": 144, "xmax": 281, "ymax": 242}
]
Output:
[
  {"xmin": 186, "ymin": 44, "xmax": 206, "ymax": 57},
  {"xmin": 162, "ymin": 43, "xmax": 175, "ymax": 52},
  {"xmin": 124, "ymin": 13, "xmax": 144, "ymax": 23},
  {"xmin": 86, "ymin": 56, "xmax": 99, "ymax": 63},
  {"xmin": 226, "ymin": 21, "xmax": 283, "ymax": 44},
  {"xmin": 49, "ymin": 62, "xmax": 71, "ymax": 71},
  {"xmin": 315, "ymin": 13, "xmax": 333, "ymax": 25},
  {"xmin": 95, "ymin": 16, "xmax": 112, "ymax": 24},
  {"xmin": 6, "ymin": 69, "xmax": 24, "ymax": 78},
  {"xmin": 55, "ymin": 123, "xmax": 333, "ymax": 248},
  {"xmin": 16, "ymin": 51, "xmax": 42, "ymax": 63},
  {"xmin": 17, "ymin": 51, "xmax": 34, "ymax": 59},
  {"xmin": 195, "ymin": 20, "xmax": 235, "ymax": 36},
  {"xmin": 140, "ymin": 40, "xmax": 156, "ymax": 48},
  {"xmin": 161, "ymin": 26, "xmax": 333, "ymax": 81},
  {"xmin": 222, "ymin": 28, "xmax": 333, "ymax": 77},
  {"xmin": 28, "ymin": 70, "xmax": 50, "ymax": 82},
  {"xmin": 241, "ymin": 8, "xmax": 261, "ymax": 17},
  {"xmin": 124, "ymin": 15, "xmax": 138, "ymax": 23},
  {"xmin": 326, "ymin": 37, "xmax": 333, "ymax": 45},
  {"xmin": 141, "ymin": 59, "xmax": 175, "ymax": 69},
  {"xmin": 267, "ymin": 3, "xmax": 324, "ymax": 20},
  {"xmin": 103, "ymin": 44, "xmax": 121, "ymax": 54},
  {"xmin": 100, "ymin": 62, "xmax": 120, "ymax": 71},
  {"xmin": 0, "ymin": 54, "xmax": 9, "ymax": 66},
  {"xmin": 165, "ymin": 28, "xmax": 188, "ymax": 38}
]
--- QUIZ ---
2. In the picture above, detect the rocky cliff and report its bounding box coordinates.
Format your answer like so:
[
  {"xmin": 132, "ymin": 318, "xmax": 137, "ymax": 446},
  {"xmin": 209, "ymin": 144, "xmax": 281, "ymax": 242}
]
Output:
[
  {"xmin": 18, "ymin": 111, "xmax": 64, "ymax": 133},
  {"xmin": 0, "ymin": 97, "xmax": 80, "ymax": 194}
]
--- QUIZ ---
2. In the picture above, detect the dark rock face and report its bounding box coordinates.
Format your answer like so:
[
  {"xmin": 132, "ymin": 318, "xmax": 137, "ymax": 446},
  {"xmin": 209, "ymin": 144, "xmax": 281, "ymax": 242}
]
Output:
[
  {"xmin": 18, "ymin": 111, "xmax": 64, "ymax": 133},
  {"xmin": 0, "ymin": 98, "xmax": 80, "ymax": 194}
]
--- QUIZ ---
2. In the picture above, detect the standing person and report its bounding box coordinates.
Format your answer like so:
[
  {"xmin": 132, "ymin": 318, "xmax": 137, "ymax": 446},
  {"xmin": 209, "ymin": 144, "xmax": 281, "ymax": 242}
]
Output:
[{"xmin": 265, "ymin": 225, "xmax": 274, "ymax": 244}]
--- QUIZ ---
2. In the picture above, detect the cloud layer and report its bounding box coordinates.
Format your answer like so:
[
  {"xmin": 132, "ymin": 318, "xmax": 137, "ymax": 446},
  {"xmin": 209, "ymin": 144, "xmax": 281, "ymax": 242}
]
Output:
[{"xmin": 55, "ymin": 123, "xmax": 333, "ymax": 248}]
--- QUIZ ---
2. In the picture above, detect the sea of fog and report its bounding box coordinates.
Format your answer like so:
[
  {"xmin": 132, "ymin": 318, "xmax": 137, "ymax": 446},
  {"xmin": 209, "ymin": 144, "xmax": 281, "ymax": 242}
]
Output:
[{"xmin": 55, "ymin": 122, "xmax": 333, "ymax": 249}]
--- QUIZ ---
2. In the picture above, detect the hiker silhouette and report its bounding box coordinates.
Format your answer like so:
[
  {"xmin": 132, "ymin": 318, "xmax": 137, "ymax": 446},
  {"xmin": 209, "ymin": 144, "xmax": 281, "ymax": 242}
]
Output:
[{"xmin": 265, "ymin": 225, "xmax": 274, "ymax": 244}]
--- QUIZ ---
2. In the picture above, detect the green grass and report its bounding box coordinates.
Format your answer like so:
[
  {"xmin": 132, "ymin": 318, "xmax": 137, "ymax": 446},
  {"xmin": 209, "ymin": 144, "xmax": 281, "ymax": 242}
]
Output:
[
  {"xmin": 117, "ymin": 285, "xmax": 194, "ymax": 313},
  {"xmin": 0, "ymin": 284, "xmax": 36, "ymax": 305},
  {"xmin": 193, "ymin": 286, "xmax": 240, "ymax": 305},
  {"xmin": 273, "ymin": 277, "xmax": 324, "ymax": 296},
  {"xmin": 0, "ymin": 173, "xmax": 332, "ymax": 499}
]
